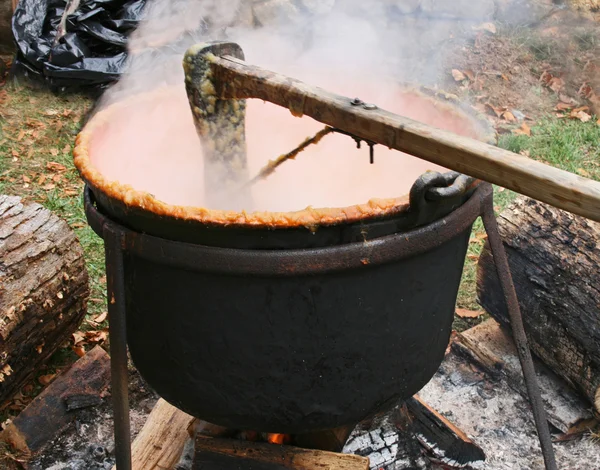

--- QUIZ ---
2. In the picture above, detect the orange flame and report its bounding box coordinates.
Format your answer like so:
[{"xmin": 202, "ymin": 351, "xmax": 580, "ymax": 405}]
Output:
[{"xmin": 267, "ymin": 433, "xmax": 291, "ymax": 445}]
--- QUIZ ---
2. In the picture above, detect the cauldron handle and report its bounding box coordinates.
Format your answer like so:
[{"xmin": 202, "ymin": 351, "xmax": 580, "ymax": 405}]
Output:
[{"xmin": 408, "ymin": 171, "xmax": 477, "ymax": 227}]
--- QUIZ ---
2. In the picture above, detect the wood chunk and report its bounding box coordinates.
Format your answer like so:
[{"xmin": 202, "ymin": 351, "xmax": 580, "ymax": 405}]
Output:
[
  {"xmin": 0, "ymin": 195, "xmax": 90, "ymax": 404},
  {"xmin": 476, "ymin": 196, "xmax": 600, "ymax": 412},
  {"xmin": 113, "ymin": 398, "xmax": 195, "ymax": 470},
  {"xmin": 0, "ymin": 346, "xmax": 110, "ymax": 457},
  {"xmin": 405, "ymin": 396, "xmax": 486, "ymax": 468},
  {"xmin": 64, "ymin": 393, "xmax": 103, "ymax": 411},
  {"xmin": 454, "ymin": 318, "xmax": 593, "ymax": 432},
  {"xmin": 193, "ymin": 437, "xmax": 370, "ymax": 470}
]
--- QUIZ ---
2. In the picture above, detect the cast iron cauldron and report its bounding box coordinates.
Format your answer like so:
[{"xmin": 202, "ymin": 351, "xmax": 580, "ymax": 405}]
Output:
[{"xmin": 83, "ymin": 174, "xmax": 486, "ymax": 434}]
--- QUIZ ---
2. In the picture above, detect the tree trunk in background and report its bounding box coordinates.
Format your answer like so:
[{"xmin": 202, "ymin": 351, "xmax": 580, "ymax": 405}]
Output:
[
  {"xmin": 477, "ymin": 196, "xmax": 600, "ymax": 412},
  {"xmin": 0, "ymin": 195, "xmax": 89, "ymax": 405}
]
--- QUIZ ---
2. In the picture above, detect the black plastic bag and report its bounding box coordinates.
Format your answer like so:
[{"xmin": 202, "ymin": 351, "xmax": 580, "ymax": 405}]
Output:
[{"xmin": 12, "ymin": 0, "xmax": 147, "ymax": 91}]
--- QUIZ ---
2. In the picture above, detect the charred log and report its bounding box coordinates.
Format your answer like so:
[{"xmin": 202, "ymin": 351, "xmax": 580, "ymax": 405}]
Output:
[
  {"xmin": 477, "ymin": 196, "xmax": 600, "ymax": 412},
  {"xmin": 0, "ymin": 346, "xmax": 110, "ymax": 457}
]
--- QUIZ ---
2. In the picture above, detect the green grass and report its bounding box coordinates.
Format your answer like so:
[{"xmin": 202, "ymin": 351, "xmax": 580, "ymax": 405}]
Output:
[
  {"xmin": 0, "ymin": 85, "xmax": 103, "ymax": 422},
  {"xmin": 454, "ymin": 116, "xmax": 600, "ymax": 330}
]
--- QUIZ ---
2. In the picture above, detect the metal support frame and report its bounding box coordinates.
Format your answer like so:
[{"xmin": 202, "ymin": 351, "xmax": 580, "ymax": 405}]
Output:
[
  {"xmin": 87, "ymin": 185, "xmax": 558, "ymax": 470},
  {"xmin": 104, "ymin": 226, "xmax": 132, "ymax": 470}
]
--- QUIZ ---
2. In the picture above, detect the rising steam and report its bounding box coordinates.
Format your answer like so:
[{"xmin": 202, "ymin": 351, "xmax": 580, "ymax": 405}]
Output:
[{"xmin": 87, "ymin": 0, "xmax": 488, "ymax": 213}]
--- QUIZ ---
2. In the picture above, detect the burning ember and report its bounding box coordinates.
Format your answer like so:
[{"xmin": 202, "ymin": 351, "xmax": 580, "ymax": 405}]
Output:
[{"xmin": 267, "ymin": 433, "xmax": 292, "ymax": 445}]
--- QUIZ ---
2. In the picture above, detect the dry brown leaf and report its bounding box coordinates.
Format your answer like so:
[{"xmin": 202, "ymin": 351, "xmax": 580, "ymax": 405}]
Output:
[
  {"xmin": 50, "ymin": 148, "xmax": 59, "ymax": 156},
  {"xmin": 52, "ymin": 174, "xmax": 63, "ymax": 183},
  {"xmin": 43, "ymin": 183, "xmax": 56, "ymax": 190},
  {"xmin": 555, "ymin": 102, "xmax": 573, "ymax": 111},
  {"xmin": 91, "ymin": 312, "xmax": 108, "ymax": 324},
  {"xmin": 467, "ymin": 254, "xmax": 479, "ymax": 261},
  {"xmin": 463, "ymin": 69, "xmax": 475, "ymax": 81},
  {"xmin": 38, "ymin": 174, "xmax": 47, "ymax": 185},
  {"xmin": 570, "ymin": 109, "xmax": 592, "ymax": 122},
  {"xmin": 44, "ymin": 109, "xmax": 59, "ymax": 116},
  {"xmin": 501, "ymin": 74, "xmax": 510, "ymax": 82},
  {"xmin": 85, "ymin": 329, "xmax": 108, "ymax": 344},
  {"xmin": 502, "ymin": 111, "xmax": 516, "ymax": 122},
  {"xmin": 38, "ymin": 374, "xmax": 56, "ymax": 386},
  {"xmin": 513, "ymin": 122, "xmax": 531, "ymax": 136},
  {"xmin": 63, "ymin": 109, "xmax": 73, "ymax": 117},
  {"xmin": 46, "ymin": 161, "xmax": 67, "ymax": 172},
  {"xmin": 452, "ymin": 69, "xmax": 466, "ymax": 82},
  {"xmin": 63, "ymin": 189, "xmax": 79, "ymax": 196},
  {"xmin": 22, "ymin": 175, "xmax": 30, "ymax": 183},
  {"xmin": 62, "ymin": 144, "xmax": 71, "ymax": 154},
  {"xmin": 72, "ymin": 331, "xmax": 85, "ymax": 344},
  {"xmin": 485, "ymin": 103, "xmax": 504, "ymax": 117},
  {"xmin": 16, "ymin": 129, "xmax": 25, "ymax": 141},
  {"xmin": 72, "ymin": 344, "xmax": 86, "ymax": 358},
  {"xmin": 578, "ymin": 168, "xmax": 591, "ymax": 177},
  {"xmin": 456, "ymin": 309, "xmax": 484, "ymax": 319},
  {"xmin": 579, "ymin": 83, "xmax": 594, "ymax": 99},
  {"xmin": 11, "ymin": 149, "xmax": 19, "ymax": 157}
]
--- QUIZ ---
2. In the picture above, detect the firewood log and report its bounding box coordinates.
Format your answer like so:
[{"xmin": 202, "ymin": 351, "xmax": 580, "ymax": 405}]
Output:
[
  {"xmin": 477, "ymin": 196, "xmax": 600, "ymax": 412},
  {"xmin": 0, "ymin": 195, "xmax": 89, "ymax": 404}
]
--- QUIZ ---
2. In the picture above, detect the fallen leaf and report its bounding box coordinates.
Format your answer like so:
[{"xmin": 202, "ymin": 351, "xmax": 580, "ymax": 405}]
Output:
[
  {"xmin": 44, "ymin": 109, "xmax": 59, "ymax": 116},
  {"xmin": 43, "ymin": 183, "xmax": 56, "ymax": 190},
  {"xmin": 456, "ymin": 309, "xmax": 484, "ymax": 319},
  {"xmin": 72, "ymin": 344, "xmax": 86, "ymax": 358},
  {"xmin": 92, "ymin": 312, "xmax": 108, "ymax": 324},
  {"xmin": 570, "ymin": 109, "xmax": 592, "ymax": 122},
  {"xmin": 519, "ymin": 150, "xmax": 531, "ymax": 157},
  {"xmin": 555, "ymin": 102, "xmax": 574, "ymax": 111},
  {"xmin": 467, "ymin": 254, "xmax": 479, "ymax": 261},
  {"xmin": 513, "ymin": 122, "xmax": 531, "ymax": 136},
  {"xmin": 502, "ymin": 111, "xmax": 516, "ymax": 122},
  {"xmin": 579, "ymin": 83, "xmax": 594, "ymax": 99},
  {"xmin": 578, "ymin": 168, "xmax": 591, "ymax": 177},
  {"xmin": 485, "ymin": 103, "xmax": 504, "ymax": 117},
  {"xmin": 16, "ymin": 130, "xmax": 25, "ymax": 141},
  {"xmin": 38, "ymin": 174, "xmax": 47, "ymax": 185},
  {"xmin": 63, "ymin": 189, "xmax": 79, "ymax": 196},
  {"xmin": 22, "ymin": 175, "xmax": 30, "ymax": 183},
  {"xmin": 62, "ymin": 144, "xmax": 71, "ymax": 154},
  {"xmin": 38, "ymin": 374, "xmax": 56, "ymax": 386},
  {"xmin": 85, "ymin": 329, "xmax": 108, "ymax": 344},
  {"xmin": 63, "ymin": 109, "xmax": 73, "ymax": 117},
  {"xmin": 11, "ymin": 149, "xmax": 19, "ymax": 157},
  {"xmin": 46, "ymin": 161, "xmax": 67, "ymax": 172},
  {"xmin": 501, "ymin": 73, "xmax": 510, "ymax": 82},
  {"xmin": 463, "ymin": 69, "xmax": 475, "ymax": 81},
  {"xmin": 72, "ymin": 331, "xmax": 85, "ymax": 344},
  {"xmin": 452, "ymin": 69, "xmax": 466, "ymax": 82},
  {"xmin": 50, "ymin": 148, "xmax": 59, "ymax": 156}
]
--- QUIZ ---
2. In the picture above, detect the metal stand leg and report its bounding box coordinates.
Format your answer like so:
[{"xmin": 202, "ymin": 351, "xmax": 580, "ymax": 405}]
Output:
[
  {"xmin": 105, "ymin": 227, "xmax": 132, "ymax": 470},
  {"xmin": 481, "ymin": 193, "xmax": 558, "ymax": 470}
]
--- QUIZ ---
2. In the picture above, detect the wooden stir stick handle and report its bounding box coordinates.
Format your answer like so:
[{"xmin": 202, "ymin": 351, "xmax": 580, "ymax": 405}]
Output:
[{"xmin": 206, "ymin": 54, "xmax": 600, "ymax": 222}]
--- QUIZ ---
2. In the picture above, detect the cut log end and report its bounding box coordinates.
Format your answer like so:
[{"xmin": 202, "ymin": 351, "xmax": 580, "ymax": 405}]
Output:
[{"xmin": 0, "ymin": 195, "xmax": 90, "ymax": 405}]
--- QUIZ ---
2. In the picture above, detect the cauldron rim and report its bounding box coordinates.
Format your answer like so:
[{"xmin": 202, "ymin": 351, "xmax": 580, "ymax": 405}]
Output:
[
  {"xmin": 74, "ymin": 85, "xmax": 489, "ymax": 231},
  {"xmin": 84, "ymin": 182, "xmax": 489, "ymax": 276}
]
